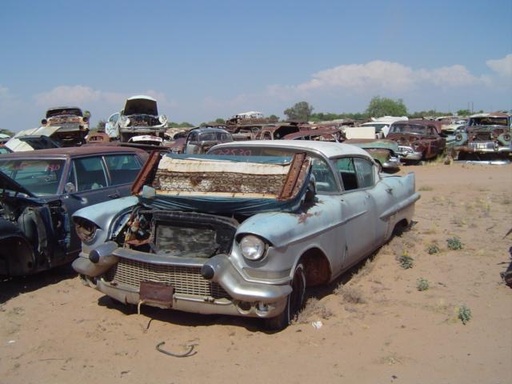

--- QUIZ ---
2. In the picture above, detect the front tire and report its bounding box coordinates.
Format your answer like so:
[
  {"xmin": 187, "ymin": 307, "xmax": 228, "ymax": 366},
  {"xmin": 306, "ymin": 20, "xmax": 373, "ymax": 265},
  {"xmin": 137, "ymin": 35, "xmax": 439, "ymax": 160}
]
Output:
[{"xmin": 264, "ymin": 263, "xmax": 306, "ymax": 331}]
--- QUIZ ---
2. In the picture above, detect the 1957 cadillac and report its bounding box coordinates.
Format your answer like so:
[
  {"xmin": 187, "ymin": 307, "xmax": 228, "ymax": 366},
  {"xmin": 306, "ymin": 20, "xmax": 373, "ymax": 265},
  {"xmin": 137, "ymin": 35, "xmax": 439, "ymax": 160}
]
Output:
[{"xmin": 72, "ymin": 141, "xmax": 420, "ymax": 330}]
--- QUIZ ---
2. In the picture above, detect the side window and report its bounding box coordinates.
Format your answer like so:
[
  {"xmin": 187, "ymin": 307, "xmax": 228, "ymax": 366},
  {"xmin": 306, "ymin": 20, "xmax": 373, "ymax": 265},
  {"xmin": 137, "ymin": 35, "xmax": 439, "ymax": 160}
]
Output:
[
  {"xmin": 354, "ymin": 158, "xmax": 375, "ymax": 188},
  {"xmin": 72, "ymin": 157, "xmax": 108, "ymax": 192},
  {"xmin": 310, "ymin": 156, "xmax": 336, "ymax": 193},
  {"xmin": 187, "ymin": 132, "xmax": 198, "ymax": 143},
  {"xmin": 105, "ymin": 154, "xmax": 142, "ymax": 185},
  {"xmin": 335, "ymin": 158, "xmax": 358, "ymax": 191},
  {"xmin": 335, "ymin": 157, "xmax": 375, "ymax": 191}
]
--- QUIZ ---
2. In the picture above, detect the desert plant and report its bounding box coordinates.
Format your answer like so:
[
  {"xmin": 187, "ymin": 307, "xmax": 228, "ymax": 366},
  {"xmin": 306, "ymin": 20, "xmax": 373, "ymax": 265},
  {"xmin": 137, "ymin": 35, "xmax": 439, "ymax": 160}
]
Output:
[
  {"xmin": 458, "ymin": 304, "xmax": 472, "ymax": 325},
  {"xmin": 447, "ymin": 237, "xmax": 463, "ymax": 250},
  {"xmin": 339, "ymin": 285, "xmax": 366, "ymax": 304},
  {"xmin": 295, "ymin": 297, "xmax": 334, "ymax": 324},
  {"xmin": 426, "ymin": 243, "xmax": 440, "ymax": 255},
  {"xmin": 416, "ymin": 278, "xmax": 430, "ymax": 291},
  {"xmin": 398, "ymin": 254, "xmax": 414, "ymax": 269}
]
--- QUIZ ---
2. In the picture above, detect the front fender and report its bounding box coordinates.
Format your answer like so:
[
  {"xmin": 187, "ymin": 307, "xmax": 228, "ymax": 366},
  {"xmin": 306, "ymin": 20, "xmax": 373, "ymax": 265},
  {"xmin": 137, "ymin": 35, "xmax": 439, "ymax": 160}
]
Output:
[
  {"xmin": 236, "ymin": 197, "xmax": 340, "ymax": 247},
  {"xmin": 72, "ymin": 195, "xmax": 140, "ymax": 224}
]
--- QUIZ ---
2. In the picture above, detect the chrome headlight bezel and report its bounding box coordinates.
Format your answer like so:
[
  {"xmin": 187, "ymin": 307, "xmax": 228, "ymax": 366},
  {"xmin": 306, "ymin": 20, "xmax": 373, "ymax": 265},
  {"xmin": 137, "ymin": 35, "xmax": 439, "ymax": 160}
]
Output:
[
  {"xmin": 239, "ymin": 235, "xmax": 267, "ymax": 261},
  {"xmin": 74, "ymin": 216, "xmax": 99, "ymax": 245}
]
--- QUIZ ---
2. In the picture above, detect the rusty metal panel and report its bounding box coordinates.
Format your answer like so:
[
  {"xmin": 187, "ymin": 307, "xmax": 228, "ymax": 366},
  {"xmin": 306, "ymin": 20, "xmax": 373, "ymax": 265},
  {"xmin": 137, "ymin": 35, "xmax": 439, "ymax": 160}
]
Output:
[{"xmin": 139, "ymin": 280, "xmax": 174, "ymax": 307}]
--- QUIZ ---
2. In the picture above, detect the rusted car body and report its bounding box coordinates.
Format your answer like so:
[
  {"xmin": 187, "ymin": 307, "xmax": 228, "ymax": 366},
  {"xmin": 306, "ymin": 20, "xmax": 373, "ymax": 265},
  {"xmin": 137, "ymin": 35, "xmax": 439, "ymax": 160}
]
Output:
[
  {"xmin": 105, "ymin": 95, "xmax": 168, "ymax": 142},
  {"xmin": 41, "ymin": 106, "xmax": 90, "ymax": 147},
  {"xmin": 254, "ymin": 123, "xmax": 301, "ymax": 140},
  {"xmin": 0, "ymin": 146, "xmax": 148, "ymax": 276},
  {"xmin": 387, "ymin": 119, "xmax": 447, "ymax": 162},
  {"xmin": 72, "ymin": 140, "xmax": 419, "ymax": 330},
  {"xmin": 452, "ymin": 112, "xmax": 511, "ymax": 160}
]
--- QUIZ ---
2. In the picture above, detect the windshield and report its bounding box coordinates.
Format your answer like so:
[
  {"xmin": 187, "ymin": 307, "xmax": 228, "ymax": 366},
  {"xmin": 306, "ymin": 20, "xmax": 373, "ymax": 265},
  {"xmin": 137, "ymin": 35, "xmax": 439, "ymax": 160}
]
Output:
[
  {"xmin": 0, "ymin": 159, "xmax": 65, "ymax": 196},
  {"xmin": 390, "ymin": 124, "xmax": 426, "ymax": 134}
]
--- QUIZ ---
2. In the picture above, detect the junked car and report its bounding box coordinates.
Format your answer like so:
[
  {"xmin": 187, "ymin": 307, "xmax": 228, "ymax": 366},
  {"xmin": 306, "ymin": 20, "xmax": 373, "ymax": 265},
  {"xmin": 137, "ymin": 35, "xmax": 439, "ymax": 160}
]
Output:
[
  {"xmin": 386, "ymin": 119, "xmax": 447, "ymax": 163},
  {"xmin": 41, "ymin": 106, "xmax": 90, "ymax": 146},
  {"xmin": 452, "ymin": 112, "xmax": 511, "ymax": 160},
  {"xmin": 168, "ymin": 126, "xmax": 234, "ymax": 154},
  {"xmin": 105, "ymin": 95, "xmax": 168, "ymax": 143},
  {"xmin": 0, "ymin": 146, "xmax": 148, "ymax": 276},
  {"xmin": 71, "ymin": 140, "xmax": 420, "ymax": 330}
]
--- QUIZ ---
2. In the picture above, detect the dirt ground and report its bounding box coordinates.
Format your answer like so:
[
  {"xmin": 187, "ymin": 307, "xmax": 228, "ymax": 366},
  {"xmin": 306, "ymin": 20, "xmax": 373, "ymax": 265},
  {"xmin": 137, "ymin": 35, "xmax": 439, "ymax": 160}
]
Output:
[{"xmin": 1, "ymin": 161, "xmax": 511, "ymax": 384}]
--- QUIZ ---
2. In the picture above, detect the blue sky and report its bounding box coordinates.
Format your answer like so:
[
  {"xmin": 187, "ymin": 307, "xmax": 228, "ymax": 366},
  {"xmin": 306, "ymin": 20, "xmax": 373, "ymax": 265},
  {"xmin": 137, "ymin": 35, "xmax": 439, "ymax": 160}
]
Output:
[{"xmin": 1, "ymin": 0, "xmax": 511, "ymax": 132}]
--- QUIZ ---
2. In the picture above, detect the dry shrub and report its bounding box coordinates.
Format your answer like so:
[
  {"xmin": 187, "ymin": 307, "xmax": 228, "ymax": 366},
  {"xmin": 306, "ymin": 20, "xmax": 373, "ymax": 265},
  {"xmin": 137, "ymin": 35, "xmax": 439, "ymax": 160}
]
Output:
[
  {"xmin": 294, "ymin": 297, "xmax": 334, "ymax": 324},
  {"xmin": 337, "ymin": 284, "xmax": 366, "ymax": 304}
]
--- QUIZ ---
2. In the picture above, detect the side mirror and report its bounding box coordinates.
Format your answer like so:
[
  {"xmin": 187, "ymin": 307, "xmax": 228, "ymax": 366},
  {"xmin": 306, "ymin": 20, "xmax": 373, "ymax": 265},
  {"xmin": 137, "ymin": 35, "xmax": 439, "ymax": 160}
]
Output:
[{"xmin": 65, "ymin": 182, "xmax": 76, "ymax": 194}]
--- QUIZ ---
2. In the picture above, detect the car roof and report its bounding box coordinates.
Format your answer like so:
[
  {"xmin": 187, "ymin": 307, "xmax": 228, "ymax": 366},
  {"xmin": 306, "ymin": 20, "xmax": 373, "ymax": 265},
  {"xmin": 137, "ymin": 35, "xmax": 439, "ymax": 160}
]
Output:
[
  {"xmin": 0, "ymin": 145, "xmax": 146, "ymax": 160},
  {"xmin": 210, "ymin": 139, "xmax": 371, "ymax": 158}
]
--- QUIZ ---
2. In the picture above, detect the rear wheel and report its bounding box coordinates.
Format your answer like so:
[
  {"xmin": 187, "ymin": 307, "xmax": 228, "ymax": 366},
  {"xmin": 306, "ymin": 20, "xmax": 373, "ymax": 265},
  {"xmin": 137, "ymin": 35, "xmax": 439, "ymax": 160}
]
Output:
[{"xmin": 264, "ymin": 263, "xmax": 306, "ymax": 331}]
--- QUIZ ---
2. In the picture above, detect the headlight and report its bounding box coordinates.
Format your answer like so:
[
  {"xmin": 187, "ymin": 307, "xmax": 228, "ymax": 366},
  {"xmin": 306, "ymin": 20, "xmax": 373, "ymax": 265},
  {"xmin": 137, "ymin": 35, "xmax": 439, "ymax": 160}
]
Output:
[
  {"xmin": 240, "ymin": 235, "xmax": 266, "ymax": 261},
  {"xmin": 74, "ymin": 217, "xmax": 99, "ymax": 244},
  {"xmin": 159, "ymin": 114, "xmax": 168, "ymax": 124}
]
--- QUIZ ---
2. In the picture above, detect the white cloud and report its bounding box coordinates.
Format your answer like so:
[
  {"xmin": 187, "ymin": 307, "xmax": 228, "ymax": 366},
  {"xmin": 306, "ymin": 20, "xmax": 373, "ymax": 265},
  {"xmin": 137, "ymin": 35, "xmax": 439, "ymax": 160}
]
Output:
[
  {"xmin": 34, "ymin": 85, "xmax": 102, "ymax": 107},
  {"xmin": 416, "ymin": 65, "xmax": 480, "ymax": 87},
  {"xmin": 297, "ymin": 61, "xmax": 416, "ymax": 92},
  {"xmin": 291, "ymin": 60, "xmax": 482, "ymax": 95},
  {"xmin": 486, "ymin": 54, "xmax": 512, "ymax": 78}
]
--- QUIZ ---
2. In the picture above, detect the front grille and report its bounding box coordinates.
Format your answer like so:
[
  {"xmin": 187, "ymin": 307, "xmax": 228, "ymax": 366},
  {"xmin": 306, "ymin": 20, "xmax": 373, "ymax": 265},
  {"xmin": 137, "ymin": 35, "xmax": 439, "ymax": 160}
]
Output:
[{"xmin": 106, "ymin": 259, "xmax": 230, "ymax": 299}]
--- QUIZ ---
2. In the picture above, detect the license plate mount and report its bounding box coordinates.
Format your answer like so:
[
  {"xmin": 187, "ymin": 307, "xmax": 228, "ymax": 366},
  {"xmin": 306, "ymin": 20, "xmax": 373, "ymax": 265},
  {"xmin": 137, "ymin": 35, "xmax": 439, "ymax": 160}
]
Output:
[{"xmin": 140, "ymin": 281, "xmax": 174, "ymax": 307}]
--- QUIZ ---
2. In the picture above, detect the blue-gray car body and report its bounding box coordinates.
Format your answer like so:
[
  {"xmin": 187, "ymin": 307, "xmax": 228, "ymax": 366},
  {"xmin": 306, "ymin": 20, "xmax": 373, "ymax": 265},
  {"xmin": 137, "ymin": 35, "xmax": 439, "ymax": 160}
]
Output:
[{"xmin": 72, "ymin": 140, "xmax": 420, "ymax": 330}]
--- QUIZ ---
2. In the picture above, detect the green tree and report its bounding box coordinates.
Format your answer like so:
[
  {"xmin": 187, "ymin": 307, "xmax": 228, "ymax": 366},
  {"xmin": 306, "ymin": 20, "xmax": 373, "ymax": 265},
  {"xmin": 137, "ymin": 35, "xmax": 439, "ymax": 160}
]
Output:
[
  {"xmin": 366, "ymin": 96, "xmax": 407, "ymax": 117},
  {"xmin": 268, "ymin": 114, "xmax": 280, "ymax": 123},
  {"xmin": 284, "ymin": 101, "xmax": 314, "ymax": 122},
  {"xmin": 456, "ymin": 109, "xmax": 471, "ymax": 117}
]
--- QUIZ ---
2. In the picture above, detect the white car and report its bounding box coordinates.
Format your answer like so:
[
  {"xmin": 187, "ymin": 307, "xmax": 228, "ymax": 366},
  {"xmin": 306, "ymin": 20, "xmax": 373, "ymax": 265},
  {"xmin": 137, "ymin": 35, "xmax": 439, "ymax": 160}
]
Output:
[{"xmin": 105, "ymin": 95, "xmax": 168, "ymax": 142}]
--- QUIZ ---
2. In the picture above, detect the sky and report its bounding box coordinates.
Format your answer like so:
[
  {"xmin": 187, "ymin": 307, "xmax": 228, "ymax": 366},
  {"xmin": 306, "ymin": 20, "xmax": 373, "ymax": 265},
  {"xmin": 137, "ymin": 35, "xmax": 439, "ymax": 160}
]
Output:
[{"xmin": 1, "ymin": 0, "xmax": 511, "ymax": 132}]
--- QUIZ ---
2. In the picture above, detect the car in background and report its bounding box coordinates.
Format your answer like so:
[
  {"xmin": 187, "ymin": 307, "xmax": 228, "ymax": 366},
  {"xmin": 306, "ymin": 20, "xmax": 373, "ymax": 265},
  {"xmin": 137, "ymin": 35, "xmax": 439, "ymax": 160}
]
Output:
[
  {"xmin": 0, "ymin": 145, "xmax": 12, "ymax": 154},
  {"xmin": 71, "ymin": 140, "xmax": 419, "ymax": 330},
  {"xmin": 452, "ymin": 112, "xmax": 511, "ymax": 160},
  {"xmin": 41, "ymin": 106, "xmax": 90, "ymax": 146},
  {"xmin": 344, "ymin": 138, "xmax": 401, "ymax": 173},
  {"xmin": 0, "ymin": 146, "xmax": 148, "ymax": 276},
  {"xmin": 168, "ymin": 126, "xmax": 234, "ymax": 154},
  {"xmin": 5, "ymin": 128, "xmax": 63, "ymax": 152},
  {"xmin": 0, "ymin": 133, "xmax": 11, "ymax": 144},
  {"xmin": 386, "ymin": 119, "xmax": 447, "ymax": 163},
  {"xmin": 105, "ymin": 95, "xmax": 168, "ymax": 142},
  {"xmin": 284, "ymin": 128, "xmax": 400, "ymax": 173}
]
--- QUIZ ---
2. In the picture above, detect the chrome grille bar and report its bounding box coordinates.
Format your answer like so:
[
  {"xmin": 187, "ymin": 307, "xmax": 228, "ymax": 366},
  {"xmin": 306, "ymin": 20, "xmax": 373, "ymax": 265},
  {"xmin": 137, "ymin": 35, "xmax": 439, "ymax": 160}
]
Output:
[{"xmin": 110, "ymin": 259, "xmax": 230, "ymax": 299}]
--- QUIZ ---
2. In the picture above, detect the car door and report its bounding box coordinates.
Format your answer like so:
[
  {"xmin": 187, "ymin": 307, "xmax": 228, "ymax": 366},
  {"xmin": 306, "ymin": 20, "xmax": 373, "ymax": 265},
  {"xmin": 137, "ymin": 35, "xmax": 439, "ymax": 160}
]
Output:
[
  {"xmin": 334, "ymin": 157, "xmax": 379, "ymax": 266},
  {"xmin": 62, "ymin": 153, "xmax": 143, "ymax": 254}
]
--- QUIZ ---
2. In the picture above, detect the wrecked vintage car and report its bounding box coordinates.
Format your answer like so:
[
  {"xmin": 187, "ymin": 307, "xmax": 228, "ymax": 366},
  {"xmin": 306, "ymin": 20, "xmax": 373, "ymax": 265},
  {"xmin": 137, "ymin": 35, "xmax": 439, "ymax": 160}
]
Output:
[
  {"xmin": 168, "ymin": 126, "xmax": 234, "ymax": 154},
  {"xmin": 72, "ymin": 140, "xmax": 420, "ymax": 330},
  {"xmin": 386, "ymin": 119, "xmax": 447, "ymax": 163},
  {"xmin": 0, "ymin": 146, "xmax": 148, "ymax": 276},
  {"xmin": 452, "ymin": 112, "xmax": 511, "ymax": 160},
  {"xmin": 105, "ymin": 95, "xmax": 168, "ymax": 143},
  {"xmin": 41, "ymin": 106, "xmax": 90, "ymax": 147}
]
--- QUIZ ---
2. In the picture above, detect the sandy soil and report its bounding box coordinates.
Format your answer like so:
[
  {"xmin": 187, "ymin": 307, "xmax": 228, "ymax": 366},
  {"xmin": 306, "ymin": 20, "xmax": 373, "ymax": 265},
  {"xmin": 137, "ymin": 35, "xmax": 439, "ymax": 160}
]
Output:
[{"xmin": 1, "ymin": 161, "xmax": 511, "ymax": 384}]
